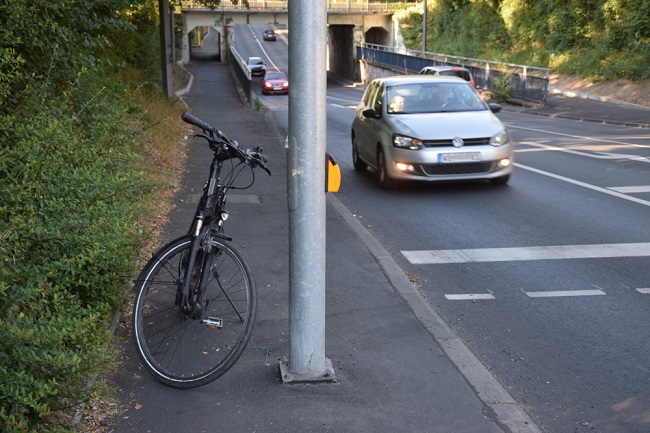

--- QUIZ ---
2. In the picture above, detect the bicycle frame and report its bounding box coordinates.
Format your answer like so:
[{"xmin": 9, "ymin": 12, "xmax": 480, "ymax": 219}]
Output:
[{"xmin": 179, "ymin": 151, "xmax": 229, "ymax": 315}]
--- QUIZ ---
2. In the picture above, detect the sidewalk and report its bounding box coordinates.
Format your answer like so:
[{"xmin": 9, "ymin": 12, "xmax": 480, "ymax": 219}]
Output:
[
  {"xmin": 109, "ymin": 59, "xmax": 649, "ymax": 432},
  {"xmin": 504, "ymin": 88, "xmax": 650, "ymax": 129}
]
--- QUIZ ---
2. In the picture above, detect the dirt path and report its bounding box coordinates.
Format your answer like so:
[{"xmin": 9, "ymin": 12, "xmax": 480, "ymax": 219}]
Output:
[{"xmin": 551, "ymin": 75, "xmax": 650, "ymax": 108}]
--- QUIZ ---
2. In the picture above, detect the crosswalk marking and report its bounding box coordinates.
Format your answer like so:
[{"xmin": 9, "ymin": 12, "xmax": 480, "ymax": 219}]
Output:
[
  {"xmin": 402, "ymin": 243, "xmax": 650, "ymax": 264},
  {"xmin": 608, "ymin": 185, "xmax": 650, "ymax": 193}
]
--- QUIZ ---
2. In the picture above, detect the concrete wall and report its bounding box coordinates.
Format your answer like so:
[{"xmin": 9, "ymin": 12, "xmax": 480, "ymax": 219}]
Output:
[{"xmin": 358, "ymin": 60, "xmax": 406, "ymax": 85}]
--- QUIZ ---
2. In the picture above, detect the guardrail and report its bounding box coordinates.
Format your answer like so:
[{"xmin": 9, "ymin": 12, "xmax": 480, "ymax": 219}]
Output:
[
  {"xmin": 179, "ymin": 0, "xmax": 418, "ymax": 12},
  {"xmin": 357, "ymin": 43, "xmax": 550, "ymax": 106}
]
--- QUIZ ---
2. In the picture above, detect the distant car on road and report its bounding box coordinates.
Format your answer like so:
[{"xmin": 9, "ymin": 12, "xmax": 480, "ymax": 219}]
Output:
[
  {"xmin": 247, "ymin": 57, "xmax": 266, "ymax": 77},
  {"xmin": 262, "ymin": 71, "xmax": 289, "ymax": 95},
  {"xmin": 350, "ymin": 75, "xmax": 513, "ymax": 188},
  {"xmin": 263, "ymin": 30, "xmax": 277, "ymax": 41},
  {"xmin": 419, "ymin": 65, "xmax": 476, "ymax": 88}
]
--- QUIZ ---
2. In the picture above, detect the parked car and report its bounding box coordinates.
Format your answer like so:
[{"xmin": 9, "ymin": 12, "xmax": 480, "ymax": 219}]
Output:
[
  {"xmin": 262, "ymin": 71, "xmax": 289, "ymax": 95},
  {"xmin": 350, "ymin": 75, "xmax": 513, "ymax": 188},
  {"xmin": 263, "ymin": 29, "xmax": 277, "ymax": 41},
  {"xmin": 419, "ymin": 65, "xmax": 476, "ymax": 87},
  {"xmin": 247, "ymin": 57, "xmax": 266, "ymax": 77}
]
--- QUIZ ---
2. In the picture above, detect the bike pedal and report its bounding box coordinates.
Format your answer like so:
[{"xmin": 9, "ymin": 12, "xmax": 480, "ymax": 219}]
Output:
[{"xmin": 201, "ymin": 317, "xmax": 223, "ymax": 329}]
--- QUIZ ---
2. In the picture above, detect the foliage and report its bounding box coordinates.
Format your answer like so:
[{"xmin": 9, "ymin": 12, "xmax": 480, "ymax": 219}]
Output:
[
  {"xmin": 399, "ymin": 0, "xmax": 650, "ymax": 81},
  {"xmin": 0, "ymin": 0, "xmax": 136, "ymax": 109},
  {"xmin": 490, "ymin": 74, "xmax": 513, "ymax": 104},
  {"xmin": 0, "ymin": 0, "xmax": 184, "ymax": 431}
]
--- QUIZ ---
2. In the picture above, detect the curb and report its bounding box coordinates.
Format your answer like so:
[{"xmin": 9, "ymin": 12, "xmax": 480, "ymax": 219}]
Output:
[{"xmin": 174, "ymin": 62, "xmax": 194, "ymax": 97}]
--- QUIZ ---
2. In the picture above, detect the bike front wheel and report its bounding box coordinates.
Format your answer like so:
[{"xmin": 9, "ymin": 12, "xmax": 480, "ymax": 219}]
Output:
[{"xmin": 132, "ymin": 235, "xmax": 257, "ymax": 388}]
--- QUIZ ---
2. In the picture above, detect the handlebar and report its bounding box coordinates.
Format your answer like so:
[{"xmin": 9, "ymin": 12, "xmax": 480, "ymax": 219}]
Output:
[
  {"xmin": 181, "ymin": 112, "xmax": 217, "ymax": 135},
  {"xmin": 182, "ymin": 112, "xmax": 271, "ymax": 176}
]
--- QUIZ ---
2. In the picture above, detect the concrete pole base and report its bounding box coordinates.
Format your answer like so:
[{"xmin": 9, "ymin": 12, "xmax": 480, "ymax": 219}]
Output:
[{"xmin": 279, "ymin": 359, "xmax": 337, "ymax": 384}]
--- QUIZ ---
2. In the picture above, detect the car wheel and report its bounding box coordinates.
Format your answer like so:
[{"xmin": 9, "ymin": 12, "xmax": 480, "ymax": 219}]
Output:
[
  {"xmin": 377, "ymin": 148, "xmax": 397, "ymax": 189},
  {"xmin": 351, "ymin": 134, "xmax": 368, "ymax": 171},
  {"xmin": 489, "ymin": 174, "xmax": 510, "ymax": 185}
]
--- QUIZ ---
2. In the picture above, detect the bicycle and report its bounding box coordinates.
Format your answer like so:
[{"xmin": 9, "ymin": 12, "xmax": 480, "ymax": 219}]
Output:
[{"xmin": 132, "ymin": 112, "xmax": 271, "ymax": 388}]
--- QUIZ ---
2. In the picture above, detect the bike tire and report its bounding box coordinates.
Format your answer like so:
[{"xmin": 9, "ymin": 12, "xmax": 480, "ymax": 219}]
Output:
[{"xmin": 132, "ymin": 235, "xmax": 257, "ymax": 388}]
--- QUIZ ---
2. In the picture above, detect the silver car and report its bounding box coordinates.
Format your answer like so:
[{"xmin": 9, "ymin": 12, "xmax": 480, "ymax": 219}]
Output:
[{"xmin": 351, "ymin": 75, "xmax": 513, "ymax": 188}]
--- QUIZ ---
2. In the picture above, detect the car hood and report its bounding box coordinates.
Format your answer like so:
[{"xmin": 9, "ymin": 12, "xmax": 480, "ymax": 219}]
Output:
[{"xmin": 390, "ymin": 111, "xmax": 504, "ymax": 139}]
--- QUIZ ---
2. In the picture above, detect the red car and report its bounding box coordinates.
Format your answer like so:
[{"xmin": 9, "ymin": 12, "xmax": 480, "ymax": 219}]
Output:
[{"xmin": 262, "ymin": 71, "xmax": 289, "ymax": 95}]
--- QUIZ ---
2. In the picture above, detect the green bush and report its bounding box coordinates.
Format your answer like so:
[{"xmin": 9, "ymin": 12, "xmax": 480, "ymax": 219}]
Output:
[
  {"xmin": 0, "ymin": 70, "xmax": 156, "ymax": 431},
  {"xmin": 0, "ymin": 0, "xmax": 183, "ymax": 430}
]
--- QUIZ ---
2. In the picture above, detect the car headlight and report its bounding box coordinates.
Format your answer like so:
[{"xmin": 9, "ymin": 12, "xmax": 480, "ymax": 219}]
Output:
[
  {"xmin": 393, "ymin": 134, "xmax": 423, "ymax": 150},
  {"xmin": 490, "ymin": 130, "xmax": 510, "ymax": 146}
]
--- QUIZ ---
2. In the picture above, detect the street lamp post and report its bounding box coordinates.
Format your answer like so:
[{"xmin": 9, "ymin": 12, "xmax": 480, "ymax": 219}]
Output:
[{"xmin": 422, "ymin": 0, "xmax": 427, "ymax": 55}]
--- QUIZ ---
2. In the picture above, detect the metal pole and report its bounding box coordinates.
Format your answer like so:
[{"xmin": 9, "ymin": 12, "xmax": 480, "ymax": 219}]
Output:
[
  {"xmin": 422, "ymin": 0, "xmax": 427, "ymax": 55},
  {"xmin": 280, "ymin": 0, "xmax": 335, "ymax": 383},
  {"xmin": 159, "ymin": 0, "xmax": 173, "ymax": 98}
]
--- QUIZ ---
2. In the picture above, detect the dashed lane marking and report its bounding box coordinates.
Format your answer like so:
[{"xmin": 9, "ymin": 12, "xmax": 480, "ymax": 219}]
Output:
[
  {"xmin": 445, "ymin": 293, "xmax": 495, "ymax": 300},
  {"xmin": 444, "ymin": 288, "xmax": 650, "ymax": 301},
  {"xmin": 525, "ymin": 289, "xmax": 606, "ymax": 298}
]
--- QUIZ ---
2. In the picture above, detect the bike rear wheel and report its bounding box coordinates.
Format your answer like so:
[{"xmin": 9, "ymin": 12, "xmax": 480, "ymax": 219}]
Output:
[{"xmin": 132, "ymin": 235, "xmax": 257, "ymax": 388}]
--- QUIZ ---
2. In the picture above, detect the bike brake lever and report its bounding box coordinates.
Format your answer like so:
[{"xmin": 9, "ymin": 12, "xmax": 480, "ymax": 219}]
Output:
[{"xmin": 249, "ymin": 153, "xmax": 271, "ymax": 175}]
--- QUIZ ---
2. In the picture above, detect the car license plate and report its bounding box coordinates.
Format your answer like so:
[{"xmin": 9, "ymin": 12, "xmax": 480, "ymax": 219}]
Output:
[
  {"xmin": 273, "ymin": 85, "xmax": 282, "ymax": 90},
  {"xmin": 438, "ymin": 152, "xmax": 481, "ymax": 163}
]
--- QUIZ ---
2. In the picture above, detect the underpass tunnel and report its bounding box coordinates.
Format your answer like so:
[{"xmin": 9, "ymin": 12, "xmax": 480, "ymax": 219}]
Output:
[
  {"xmin": 328, "ymin": 25, "xmax": 355, "ymax": 81},
  {"xmin": 364, "ymin": 26, "xmax": 389, "ymax": 45},
  {"xmin": 181, "ymin": 12, "xmax": 226, "ymax": 64},
  {"xmin": 188, "ymin": 26, "xmax": 222, "ymax": 61},
  {"xmin": 327, "ymin": 23, "xmax": 390, "ymax": 81}
]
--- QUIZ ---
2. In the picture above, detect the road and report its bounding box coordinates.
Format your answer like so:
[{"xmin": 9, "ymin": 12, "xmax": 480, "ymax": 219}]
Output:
[{"xmin": 235, "ymin": 24, "xmax": 650, "ymax": 433}]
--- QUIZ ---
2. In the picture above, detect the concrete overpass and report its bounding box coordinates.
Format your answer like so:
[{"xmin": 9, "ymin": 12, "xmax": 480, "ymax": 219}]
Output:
[{"xmin": 177, "ymin": 1, "xmax": 420, "ymax": 80}]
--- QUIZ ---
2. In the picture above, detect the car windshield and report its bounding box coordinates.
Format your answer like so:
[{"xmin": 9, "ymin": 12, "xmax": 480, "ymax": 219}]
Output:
[
  {"xmin": 385, "ymin": 83, "xmax": 486, "ymax": 114},
  {"xmin": 248, "ymin": 58, "xmax": 263, "ymax": 65},
  {"xmin": 266, "ymin": 72, "xmax": 286, "ymax": 80}
]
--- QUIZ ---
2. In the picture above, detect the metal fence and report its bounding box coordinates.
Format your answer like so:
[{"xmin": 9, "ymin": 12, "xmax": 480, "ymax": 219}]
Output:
[{"xmin": 357, "ymin": 43, "xmax": 550, "ymax": 106}]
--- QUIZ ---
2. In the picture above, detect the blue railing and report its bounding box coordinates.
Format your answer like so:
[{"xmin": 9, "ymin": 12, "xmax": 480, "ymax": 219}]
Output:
[{"xmin": 357, "ymin": 43, "xmax": 550, "ymax": 106}]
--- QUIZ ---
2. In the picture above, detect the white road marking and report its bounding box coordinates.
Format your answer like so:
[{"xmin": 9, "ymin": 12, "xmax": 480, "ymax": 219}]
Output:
[
  {"xmin": 330, "ymin": 103, "xmax": 356, "ymax": 109},
  {"xmin": 608, "ymin": 185, "xmax": 650, "ymax": 193},
  {"xmin": 514, "ymin": 163, "xmax": 650, "ymax": 207},
  {"xmin": 507, "ymin": 124, "xmax": 650, "ymax": 150},
  {"xmin": 402, "ymin": 242, "xmax": 650, "ymax": 264},
  {"xmin": 519, "ymin": 141, "xmax": 650, "ymax": 163},
  {"xmin": 248, "ymin": 25, "xmax": 281, "ymax": 71},
  {"xmin": 444, "ymin": 288, "xmax": 650, "ymax": 301},
  {"xmin": 525, "ymin": 289, "xmax": 606, "ymax": 298},
  {"xmin": 445, "ymin": 293, "xmax": 495, "ymax": 300}
]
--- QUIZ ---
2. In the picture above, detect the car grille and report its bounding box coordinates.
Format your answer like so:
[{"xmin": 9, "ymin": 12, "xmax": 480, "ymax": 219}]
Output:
[
  {"xmin": 422, "ymin": 137, "xmax": 490, "ymax": 147},
  {"xmin": 420, "ymin": 162, "xmax": 495, "ymax": 175}
]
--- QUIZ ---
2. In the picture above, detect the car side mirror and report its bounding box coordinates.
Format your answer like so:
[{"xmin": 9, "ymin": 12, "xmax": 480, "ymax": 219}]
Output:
[
  {"xmin": 488, "ymin": 103, "xmax": 502, "ymax": 113},
  {"xmin": 362, "ymin": 108, "xmax": 381, "ymax": 119}
]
